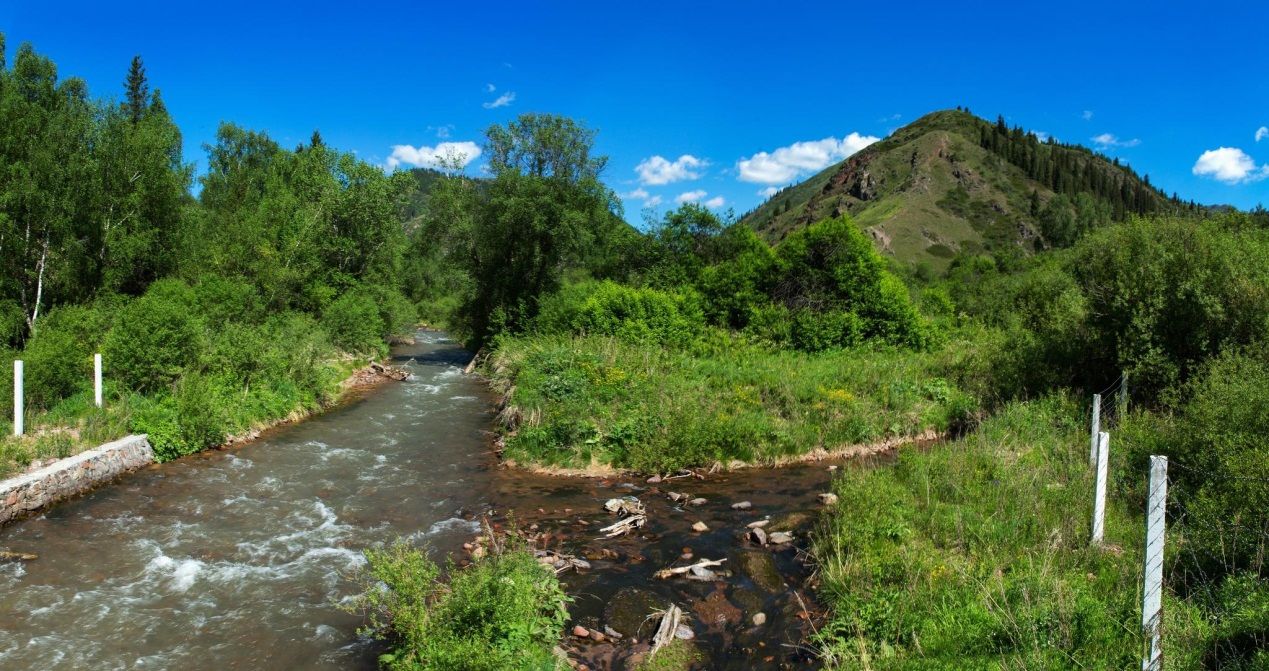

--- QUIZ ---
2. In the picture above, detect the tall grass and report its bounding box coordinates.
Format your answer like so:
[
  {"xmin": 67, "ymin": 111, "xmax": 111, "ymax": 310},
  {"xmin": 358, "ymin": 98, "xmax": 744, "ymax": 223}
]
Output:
[
  {"xmin": 811, "ymin": 395, "xmax": 1210, "ymax": 668},
  {"xmin": 482, "ymin": 332, "xmax": 976, "ymax": 473}
]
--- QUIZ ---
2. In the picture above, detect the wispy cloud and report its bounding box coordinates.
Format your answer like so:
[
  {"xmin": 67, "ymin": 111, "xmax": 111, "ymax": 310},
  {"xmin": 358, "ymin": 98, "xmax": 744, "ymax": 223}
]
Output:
[
  {"xmin": 1257, "ymin": 126, "xmax": 1269, "ymax": 142},
  {"xmin": 621, "ymin": 187, "xmax": 662, "ymax": 208},
  {"xmin": 1092, "ymin": 133, "xmax": 1140, "ymax": 149},
  {"xmin": 1082, "ymin": 110, "xmax": 1094, "ymax": 121},
  {"xmin": 675, "ymin": 189, "xmax": 708, "ymax": 204},
  {"xmin": 1192, "ymin": 147, "xmax": 1269, "ymax": 184},
  {"xmin": 482, "ymin": 91, "xmax": 516, "ymax": 109},
  {"xmin": 737, "ymin": 133, "xmax": 879, "ymax": 184},
  {"xmin": 635, "ymin": 155, "xmax": 706, "ymax": 185},
  {"xmin": 759, "ymin": 186, "xmax": 780, "ymax": 198},
  {"xmin": 704, "ymin": 196, "xmax": 725, "ymax": 208},
  {"xmin": 485, "ymin": 83, "xmax": 496, "ymax": 93},
  {"xmin": 386, "ymin": 141, "xmax": 481, "ymax": 171}
]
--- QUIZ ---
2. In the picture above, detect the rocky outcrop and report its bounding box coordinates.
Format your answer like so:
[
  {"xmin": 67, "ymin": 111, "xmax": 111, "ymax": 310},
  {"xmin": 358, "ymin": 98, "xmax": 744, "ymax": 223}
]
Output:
[{"xmin": 0, "ymin": 434, "xmax": 154, "ymax": 526}]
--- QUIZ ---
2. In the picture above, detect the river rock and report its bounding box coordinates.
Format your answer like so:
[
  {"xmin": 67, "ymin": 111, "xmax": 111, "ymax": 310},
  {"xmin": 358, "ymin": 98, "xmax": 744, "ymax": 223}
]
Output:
[
  {"xmin": 731, "ymin": 501, "xmax": 752, "ymax": 510},
  {"xmin": 818, "ymin": 492, "xmax": 839, "ymax": 505},
  {"xmin": 691, "ymin": 521, "xmax": 709, "ymax": 532},
  {"xmin": 687, "ymin": 497, "xmax": 706, "ymax": 506},
  {"xmin": 675, "ymin": 624, "xmax": 695, "ymax": 640},
  {"xmin": 647, "ymin": 475, "xmax": 662, "ymax": 484},
  {"xmin": 604, "ymin": 587, "xmax": 664, "ymax": 638},
  {"xmin": 748, "ymin": 527, "xmax": 767, "ymax": 546},
  {"xmin": 767, "ymin": 531, "xmax": 794, "ymax": 545},
  {"xmin": 573, "ymin": 625, "xmax": 590, "ymax": 638},
  {"xmin": 736, "ymin": 550, "xmax": 785, "ymax": 592},
  {"xmin": 746, "ymin": 519, "xmax": 770, "ymax": 529},
  {"xmin": 752, "ymin": 612, "xmax": 767, "ymax": 626}
]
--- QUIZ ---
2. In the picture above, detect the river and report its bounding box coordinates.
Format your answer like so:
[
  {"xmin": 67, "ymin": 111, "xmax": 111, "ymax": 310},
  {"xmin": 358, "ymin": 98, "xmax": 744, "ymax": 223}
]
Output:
[{"xmin": 0, "ymin": 330, "xmax": 845, "ymax": 669}]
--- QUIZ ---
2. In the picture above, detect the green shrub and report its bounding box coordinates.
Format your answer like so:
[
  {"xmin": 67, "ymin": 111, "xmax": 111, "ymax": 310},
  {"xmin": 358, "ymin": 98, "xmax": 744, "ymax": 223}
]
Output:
[
  {"xmin": 774, "ymin": 216, "xmax": 929, "ymax": 350},
  {"xmin": 192, "ymin": 276, "xmax": 264, "ymax": 325},
  {"xmin": 354, "ymin": 536, "xmax": 569, "ymax": 670},
  {"xmin": 533, "ymin": 280, "xmax": 705, "ymax": 348},
  {"xmin": 21, "ymin": 327, "xmax": 90, "ymax": 410},
  {"xmin": 322, "ymin": 289, "xmax": 385, "ymax": 353},
  {"xmin": 103, "ymin": 281, "xmax": 200, "ymax": 393},
  {"xmin": 364, "ymin": 284, "xmax": 419, "ymax": 337}
]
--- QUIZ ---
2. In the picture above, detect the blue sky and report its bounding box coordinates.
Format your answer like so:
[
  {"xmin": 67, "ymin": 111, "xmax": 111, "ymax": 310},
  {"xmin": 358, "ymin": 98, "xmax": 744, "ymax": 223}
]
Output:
[{"xmin": 3, "ymin": 1, "xmax": 1267, "ymax": 220}]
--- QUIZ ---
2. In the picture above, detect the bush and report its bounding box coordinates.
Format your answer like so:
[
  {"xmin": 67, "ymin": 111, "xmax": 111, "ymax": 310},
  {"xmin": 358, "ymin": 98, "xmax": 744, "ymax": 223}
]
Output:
[
  {"xmin": 774, "ymin": 217, "xmax": 929, "ymax": 350},
  {"xmin": 21, "ymin": 327, "xmax": 90, "ymax": 409},
  {"xmin": 533, "ymin": 280, "xmax": 705, "ymax": 348},
  {"xmin": 104, "ymin": 281, "xmax": 200, "ymax": 393},
  {"xmin": 354, "ymin": 535, "xmax": 570, "ymax": 670},
  {"xmin": 130, "ymin": 374, "xmax": 230, "ymax": 461},
  {"xmin": 322, "ymin": 289, "xmax": 385, "ymax": 353}
]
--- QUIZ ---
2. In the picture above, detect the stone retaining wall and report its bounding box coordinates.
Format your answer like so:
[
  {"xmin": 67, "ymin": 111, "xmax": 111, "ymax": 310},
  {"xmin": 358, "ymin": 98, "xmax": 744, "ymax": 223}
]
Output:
[{"xmin": 0, "ymin": 434, "xmax": 154, "ymax": 526}]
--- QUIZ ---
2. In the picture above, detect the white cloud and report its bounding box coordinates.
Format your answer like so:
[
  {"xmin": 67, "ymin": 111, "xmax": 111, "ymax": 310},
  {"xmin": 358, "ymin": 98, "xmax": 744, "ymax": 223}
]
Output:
[
  {"xmin": 486, "ymin": 83, "xmax": 496, "ymax": 93},
  {"xmin": 1082, "ymin": 110, "xmax": 1094, "ymax": 121},
  {"xmin": 675, "ymin": 189, "xmax": 707, "ymax": 204},
  {"xmin": 1192, "ymin": 147, "xmax": 1269, "ymax": 184},
  {"xmin": 621, "ymin": 187, "xmax": 662, "ymax": 208},
  {"xmin": 1034, "ymin": 131, "xmax": 1050, "ymax": 142},
  {"xmin": 431, "ymin": 124, "xmax": 453, "ymax": 139},
  {"xmin": 737, "ymin": 133, "xmax": 880, "ymax": 184},
  {"xmin": 704, "ymin": 196, "xmax": 725, "ymax": 208},
  {"xmin": 482, "ymin": 91, "xmax": 516, "ymax": 109},
  {"xmin": 386, "ymin": 141, "xmax": 482, "ymax": 171},
  {"xmin": 1092, "ymin": 133, "xmax": 1140, "ymax": 149},
  {"xmin": 635, "ymin": 154, "xmax": 706, "ymax": 185},
  {"xmin": 758, "ymin": 186, "xmax": 780, "ymax": 198},
  {"xmin": 1257, "ymin": 126, "xmax": 1269, "ymax": 142}
]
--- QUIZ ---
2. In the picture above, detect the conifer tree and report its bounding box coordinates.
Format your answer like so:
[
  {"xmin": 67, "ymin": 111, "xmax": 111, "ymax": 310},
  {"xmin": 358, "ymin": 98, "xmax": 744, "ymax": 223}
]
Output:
[{"xmin": 124, "ymin": 55, "xmax": 148, "ymax": 124}]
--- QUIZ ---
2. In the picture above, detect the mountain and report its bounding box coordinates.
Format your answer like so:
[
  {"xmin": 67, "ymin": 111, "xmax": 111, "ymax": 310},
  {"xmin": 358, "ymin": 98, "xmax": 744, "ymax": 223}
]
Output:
[{"xmin": 740, "ymin": 109, "xmax": 1202, "ymax": 269}]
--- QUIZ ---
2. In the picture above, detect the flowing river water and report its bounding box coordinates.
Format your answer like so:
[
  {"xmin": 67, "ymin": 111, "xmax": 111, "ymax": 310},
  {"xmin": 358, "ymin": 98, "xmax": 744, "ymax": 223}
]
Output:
[{"xmin": 0, "ymin": 330, "xmax": 867, "ymax": 669}]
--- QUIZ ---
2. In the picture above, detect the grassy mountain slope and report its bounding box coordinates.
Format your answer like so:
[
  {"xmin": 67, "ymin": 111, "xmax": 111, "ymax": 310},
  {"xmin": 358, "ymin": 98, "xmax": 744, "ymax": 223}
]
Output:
[{"xmin": 742, "ymin": 109, "xmax": 1194, "ymax": 269}]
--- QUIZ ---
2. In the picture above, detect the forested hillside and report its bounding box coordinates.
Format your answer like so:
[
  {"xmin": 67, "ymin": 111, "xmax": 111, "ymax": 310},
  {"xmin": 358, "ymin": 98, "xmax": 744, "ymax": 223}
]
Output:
[{"xmin": 741, "ymin": 109, "xmax": 1208, "ymax": 270}]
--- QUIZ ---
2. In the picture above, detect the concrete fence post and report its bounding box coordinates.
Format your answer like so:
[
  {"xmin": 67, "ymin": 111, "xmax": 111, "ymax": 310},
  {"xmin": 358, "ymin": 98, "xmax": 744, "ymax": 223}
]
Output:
[
  {"xmin": 13, "ymin": 359, "xmax": 23, "ymax": 436},
  {"xmin": 1091, "ymin": 431, "xmax": 1109, "ymax": 544},
  {"xmin": 94, "ymin": 353, "xmax": 103, "ymax": 408},
  {"xmin": 1142, "ymin": 455, "xmax": 1167, "ymax": 671},
  {"xmin": 1090, "ymin": 393, "xmax": 1102, "ymax": 466}
]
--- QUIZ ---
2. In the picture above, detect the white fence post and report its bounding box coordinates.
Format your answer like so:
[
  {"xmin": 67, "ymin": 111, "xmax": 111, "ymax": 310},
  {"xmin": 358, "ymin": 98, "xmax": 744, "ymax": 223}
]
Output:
[
  {"xmin": 1142, "ymin": 455, "xmax": 1167, "ymax": 671},
  {"xmin": 94, "ymin": 353, "xmax": 103, "ymax": 408},
  {"xmin": 1091, "ymin": 431, "xmax": 1109, "ymax": 544},
  {"xmin": 1090, "ymin": 393, "xmax": 1102, "ymax": 465},
  {"xmin": 13, "ymin": 359, "xmax": 23, "ymax": 436}
]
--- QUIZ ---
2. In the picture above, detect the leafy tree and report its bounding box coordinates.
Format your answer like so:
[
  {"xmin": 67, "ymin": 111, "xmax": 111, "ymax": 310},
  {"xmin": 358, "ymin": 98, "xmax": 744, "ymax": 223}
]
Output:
[{"xmin": 460, "ymin": 113, "xmax": 620, "ymax": 343}]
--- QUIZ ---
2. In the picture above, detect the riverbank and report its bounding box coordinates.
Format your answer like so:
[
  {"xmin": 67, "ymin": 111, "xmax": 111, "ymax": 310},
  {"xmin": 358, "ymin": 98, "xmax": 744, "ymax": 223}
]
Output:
[
  {"xmin": 479, "ymin": 333, "xmax": 976, "ymax": 475},
  {"xmin": 0, "ymin": 356, "xmax": 408, "ymax": 527}
]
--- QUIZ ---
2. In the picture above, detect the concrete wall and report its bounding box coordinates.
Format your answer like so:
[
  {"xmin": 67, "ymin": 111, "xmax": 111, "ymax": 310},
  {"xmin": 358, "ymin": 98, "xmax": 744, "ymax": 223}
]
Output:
[{"xmin": 0, "ymin": 434, "xmax": 154, "ymax": 526}]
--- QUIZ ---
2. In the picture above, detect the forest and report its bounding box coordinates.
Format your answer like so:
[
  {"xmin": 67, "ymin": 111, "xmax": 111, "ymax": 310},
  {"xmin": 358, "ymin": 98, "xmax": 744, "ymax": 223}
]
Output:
[{"xmin": 2, "ymin": 35, "xmax": 1267, "ymax": 669}]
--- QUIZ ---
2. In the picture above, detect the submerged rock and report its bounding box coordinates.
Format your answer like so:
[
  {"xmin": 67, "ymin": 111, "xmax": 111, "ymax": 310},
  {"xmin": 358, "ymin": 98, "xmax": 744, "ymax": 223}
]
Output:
[
  {"xmin": 731, "ymin": 501, "xmax": 752, "ymax": 510},
  {"xmin": 604, "ymin": 587, "xmax": 665, "ymax": 638},
  {"xmin": 736, "ymin": 550, "xmax": 785, "ymax": 592}
]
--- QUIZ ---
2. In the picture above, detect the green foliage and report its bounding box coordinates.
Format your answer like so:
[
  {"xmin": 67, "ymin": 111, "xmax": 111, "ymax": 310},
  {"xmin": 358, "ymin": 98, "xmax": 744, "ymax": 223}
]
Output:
[
  {"xmin": 1070, "ymin": 216, "xmax": 1269, "ymax": 400},
  {"xmin": 353, "ymin": 536, "xmax": 569, "ymax": 671},
  {"xmin": 458, "ymin": 113, "xmax": 624, "ymax": 343},
  {"xmin": 104, "ymin": 280, "xmax": 199, "ymax": 393},
  {"xmin": 322, "ymin": 290, "xmax": 387, "ymax": 354},
  {"xmin": 774, "ymin": 217, "xmax": 930, "ymax": 349},
  {"xmin": 533, "ymin": 280, "xmax": 705, "ymax": 348}
]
